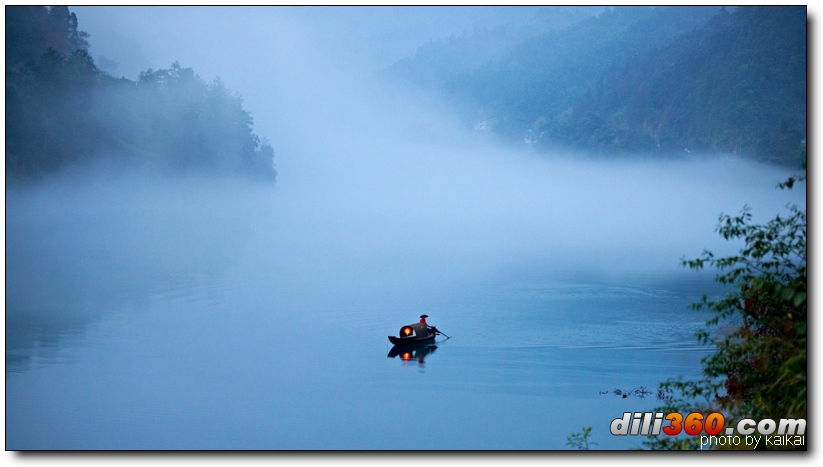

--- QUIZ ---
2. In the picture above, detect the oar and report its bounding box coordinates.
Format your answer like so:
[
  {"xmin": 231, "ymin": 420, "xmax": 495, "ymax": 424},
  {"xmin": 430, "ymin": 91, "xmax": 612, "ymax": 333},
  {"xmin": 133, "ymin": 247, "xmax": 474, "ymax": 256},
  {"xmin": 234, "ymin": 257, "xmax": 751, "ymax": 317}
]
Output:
[{"xmin": 432, "ymin": 327, "xmax": 450, "ymax": 339}]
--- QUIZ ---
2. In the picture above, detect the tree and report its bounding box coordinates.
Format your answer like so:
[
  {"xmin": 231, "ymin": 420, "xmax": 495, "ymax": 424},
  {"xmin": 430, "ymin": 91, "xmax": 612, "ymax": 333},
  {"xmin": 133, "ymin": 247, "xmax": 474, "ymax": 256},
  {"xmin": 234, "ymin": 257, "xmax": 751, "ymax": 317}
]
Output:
[
  {"xmin": 5, "ymin": 6, "xmax": 89, "ymax": 66},
  {"xmin": 644, "ymin": 159, "xmax": 806, "ymax": 450}
]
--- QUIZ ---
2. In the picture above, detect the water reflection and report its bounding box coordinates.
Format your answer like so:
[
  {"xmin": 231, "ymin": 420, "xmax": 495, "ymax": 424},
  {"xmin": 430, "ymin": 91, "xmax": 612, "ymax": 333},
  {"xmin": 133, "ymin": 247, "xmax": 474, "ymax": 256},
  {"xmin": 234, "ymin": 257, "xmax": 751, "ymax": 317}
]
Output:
[
  {"xmin": 4, "ymin": 177, "xmax": 263, "ymax": 377},
  {"xmin": 387, "ymin": 342, "xmax": 439, "ymax": 367}
]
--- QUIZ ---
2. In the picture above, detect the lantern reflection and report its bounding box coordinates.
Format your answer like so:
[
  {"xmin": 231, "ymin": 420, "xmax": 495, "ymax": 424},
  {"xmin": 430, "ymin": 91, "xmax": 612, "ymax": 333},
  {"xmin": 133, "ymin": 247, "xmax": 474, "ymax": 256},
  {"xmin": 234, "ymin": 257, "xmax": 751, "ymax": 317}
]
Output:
[{"xmin": 387, "ymin": 343, "xmax": 438, "ymax": 367}]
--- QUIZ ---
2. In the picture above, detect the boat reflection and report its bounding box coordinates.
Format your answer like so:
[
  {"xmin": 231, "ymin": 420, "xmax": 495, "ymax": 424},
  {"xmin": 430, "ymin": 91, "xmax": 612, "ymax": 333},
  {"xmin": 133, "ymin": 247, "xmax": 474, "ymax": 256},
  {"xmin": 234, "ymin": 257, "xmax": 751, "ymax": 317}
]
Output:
[{"xmin": 387, "ymin": 342, "xmax": 438, "ymax": 367}]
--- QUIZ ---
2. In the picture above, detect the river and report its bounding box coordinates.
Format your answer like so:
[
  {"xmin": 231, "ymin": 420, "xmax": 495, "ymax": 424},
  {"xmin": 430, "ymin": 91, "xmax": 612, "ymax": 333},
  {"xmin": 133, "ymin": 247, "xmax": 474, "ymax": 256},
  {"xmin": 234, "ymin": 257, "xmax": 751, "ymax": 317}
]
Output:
[{"xmin": 5, "ymin": 152, "xmax": 803, "ymax": 449}]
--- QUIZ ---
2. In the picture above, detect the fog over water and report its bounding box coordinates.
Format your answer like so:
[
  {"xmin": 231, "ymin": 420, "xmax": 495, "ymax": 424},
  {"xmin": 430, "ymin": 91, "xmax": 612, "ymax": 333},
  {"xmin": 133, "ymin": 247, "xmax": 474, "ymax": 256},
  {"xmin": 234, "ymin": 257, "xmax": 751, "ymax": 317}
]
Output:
[
  {"xmin": 5, "ymin": 7, "xmax": 807, "ymax": 450},
  {"xmin": 60, "ymin": 6, "xmax": 802, "ymax": 280}
]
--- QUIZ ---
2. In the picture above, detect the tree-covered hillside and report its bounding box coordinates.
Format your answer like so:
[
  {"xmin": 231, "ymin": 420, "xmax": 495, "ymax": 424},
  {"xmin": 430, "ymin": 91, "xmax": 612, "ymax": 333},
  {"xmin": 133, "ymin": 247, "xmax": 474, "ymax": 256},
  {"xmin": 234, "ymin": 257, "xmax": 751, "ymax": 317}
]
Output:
[
  {"xmin": 5, "ymin": 6, "xmax": 276, "ymax": 182},
  {"xmin": 388, "ymin": 6, "xmax": 806, "ymax": 166},
  {"xmin": 546, "ymin": 6, "xmax": 807, "ymax": 165},
  {"xmin": 381, "ymin": 6, "xmax": 605, "ymax": 91},
  {"xmin": 448, "ymin": 7, "xmax": 721, "ymax": 134}
]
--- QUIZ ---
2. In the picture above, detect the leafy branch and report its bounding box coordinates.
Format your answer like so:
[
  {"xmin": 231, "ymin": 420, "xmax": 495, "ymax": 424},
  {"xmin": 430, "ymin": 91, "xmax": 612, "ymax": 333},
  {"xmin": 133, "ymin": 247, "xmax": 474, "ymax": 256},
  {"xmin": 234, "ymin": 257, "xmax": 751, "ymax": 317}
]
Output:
[
  {"xmin": 644, "ymin": 163, "xmax": 806, "ymax": 450},
  {"xmin": 567, "ymin": 426, "xmax": 598, "ymax": 450}
]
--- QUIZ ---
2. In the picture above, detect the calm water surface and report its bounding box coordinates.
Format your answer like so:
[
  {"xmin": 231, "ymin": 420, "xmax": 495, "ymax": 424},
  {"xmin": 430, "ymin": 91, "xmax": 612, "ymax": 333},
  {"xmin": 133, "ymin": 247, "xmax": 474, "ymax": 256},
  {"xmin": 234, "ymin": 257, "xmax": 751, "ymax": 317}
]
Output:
[
  {"xmin": 6, "ymin": 155, "xmax": 799, "ymax": 450},
  {"xmin": 6, "ymin": 216, "xmax": 718, "ymax": 449}
]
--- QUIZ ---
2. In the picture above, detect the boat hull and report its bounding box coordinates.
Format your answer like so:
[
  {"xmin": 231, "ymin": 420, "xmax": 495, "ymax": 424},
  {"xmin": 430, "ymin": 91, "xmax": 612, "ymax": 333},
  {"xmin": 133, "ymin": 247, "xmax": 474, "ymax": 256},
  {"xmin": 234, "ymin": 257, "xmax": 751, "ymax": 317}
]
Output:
[{"xmin": 388, "ymin": 334, "xmax": 435, "ymax": 347}]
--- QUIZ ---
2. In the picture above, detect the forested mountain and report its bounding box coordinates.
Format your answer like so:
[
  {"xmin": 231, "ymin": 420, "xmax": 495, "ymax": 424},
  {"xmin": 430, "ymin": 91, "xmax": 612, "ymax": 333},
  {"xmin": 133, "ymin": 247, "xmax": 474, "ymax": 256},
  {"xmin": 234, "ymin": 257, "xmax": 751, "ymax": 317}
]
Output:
[
  {"xmin": 387, "ymin": 6, "xmax": 806, "ymax": 165},
  {"xmin": 381, "ymin": 6, "xmax": 605, "ymax": 90},
  {"xmin": 546, "ymin": 6, "xmax": 807, "ymax": 164},
  {"xmin": 5, "ymin": 6, "xmax": 276, "ymax": 182}
]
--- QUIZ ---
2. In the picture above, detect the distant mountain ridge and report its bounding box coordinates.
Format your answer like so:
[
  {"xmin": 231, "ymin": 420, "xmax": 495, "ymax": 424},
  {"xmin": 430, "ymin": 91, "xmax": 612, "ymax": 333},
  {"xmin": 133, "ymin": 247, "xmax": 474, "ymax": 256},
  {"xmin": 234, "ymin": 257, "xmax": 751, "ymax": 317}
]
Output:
[
  {"xmin": 386, "ymin": 6, "xmax": 806, "ymax": 166},
  {"xmin": 381, "ymin": 6, "xmax": 605, "ymax": 90}
]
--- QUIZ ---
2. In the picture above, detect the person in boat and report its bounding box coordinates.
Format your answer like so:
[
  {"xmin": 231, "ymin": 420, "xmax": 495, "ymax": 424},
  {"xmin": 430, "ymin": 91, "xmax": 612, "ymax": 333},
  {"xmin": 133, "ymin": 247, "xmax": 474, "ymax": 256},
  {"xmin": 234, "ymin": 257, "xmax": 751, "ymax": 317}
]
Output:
[{"xmin": 419, "ymin": 314, "xmax": 437, "ymax": 336}]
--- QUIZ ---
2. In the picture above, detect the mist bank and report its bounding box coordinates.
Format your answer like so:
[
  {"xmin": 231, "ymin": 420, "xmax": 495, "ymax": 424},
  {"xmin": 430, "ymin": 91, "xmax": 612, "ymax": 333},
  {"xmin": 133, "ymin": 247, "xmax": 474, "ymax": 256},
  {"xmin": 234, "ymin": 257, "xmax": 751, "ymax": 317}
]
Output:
[
  {"xmin": 6, "ymin": 142, "xmax": 805, "ymax": 310},
  {"xmin": 6, "ymin": 6, "xmax": 806, "ymax": 302},
  {"xmin": 5, "ymin": 138, "xmax": 805, "ymax": 375}
]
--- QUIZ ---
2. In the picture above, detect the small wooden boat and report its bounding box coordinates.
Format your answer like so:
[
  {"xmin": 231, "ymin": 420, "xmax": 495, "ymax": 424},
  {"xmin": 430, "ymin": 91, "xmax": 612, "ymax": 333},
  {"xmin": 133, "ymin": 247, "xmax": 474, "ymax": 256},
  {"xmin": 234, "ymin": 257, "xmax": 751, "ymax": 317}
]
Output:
[
  {"xmin": 388, "ymin": 333, "xmax": 435, "ymax": 347},
  {"xmin": 388, "ymin": 322, "xmax": 435, "ymax": 347}
]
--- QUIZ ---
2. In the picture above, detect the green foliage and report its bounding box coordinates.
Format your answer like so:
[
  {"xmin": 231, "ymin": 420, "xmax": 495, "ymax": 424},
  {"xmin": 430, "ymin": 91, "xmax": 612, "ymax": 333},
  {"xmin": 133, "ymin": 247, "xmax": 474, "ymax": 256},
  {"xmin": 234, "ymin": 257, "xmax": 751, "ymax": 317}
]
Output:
[
  {"xmin": 5, "ymin": 6, "xmax": 276, "ymax": 183},
  {"xmin": 643, "ymin": 163, "xmax": 806, "ymax": 450},
  {"xmin": 566, "ymin": 426, "xmax": 597, "ymax": 450}
]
